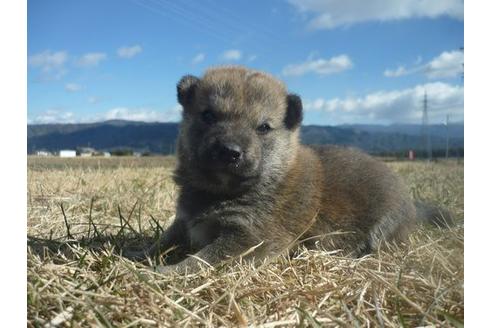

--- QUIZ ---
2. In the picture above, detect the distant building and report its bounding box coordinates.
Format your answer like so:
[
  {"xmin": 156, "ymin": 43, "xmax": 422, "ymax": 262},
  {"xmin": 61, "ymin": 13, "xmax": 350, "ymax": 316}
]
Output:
[
  {"xmin": 103, "ymin": 152, "xmax": 111, "ymax": 157},
  {"xmin": 78, "ymin": 147, "xmax": 96, "ymax": 157},
  {"xmin": 35, "ymin": 150, "xmax": 51, "ymax": 157},
  {"xmin": 59, "ymin": 150, "xmax": 76, "ymax": 158}
]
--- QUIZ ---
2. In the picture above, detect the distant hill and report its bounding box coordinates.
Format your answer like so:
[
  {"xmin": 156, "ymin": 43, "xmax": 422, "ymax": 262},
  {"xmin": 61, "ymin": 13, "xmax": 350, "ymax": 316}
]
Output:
[
  {"xmin": 340, "ymin": 123, "xmax": 464, "ymax": 139},
  {"xmin": 28, "ymin": 120, "xmax": 179, "ymax": 154},
  {"xmin": 28, "ymin": 120, "xmax": 464, "ymax": 157}
]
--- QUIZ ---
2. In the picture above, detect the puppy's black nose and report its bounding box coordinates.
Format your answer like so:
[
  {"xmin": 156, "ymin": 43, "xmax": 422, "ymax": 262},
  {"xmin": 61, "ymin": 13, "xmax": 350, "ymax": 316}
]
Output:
[{"xmin": 218, "ymin": 143, "xmax": 243, "ymax": 164}]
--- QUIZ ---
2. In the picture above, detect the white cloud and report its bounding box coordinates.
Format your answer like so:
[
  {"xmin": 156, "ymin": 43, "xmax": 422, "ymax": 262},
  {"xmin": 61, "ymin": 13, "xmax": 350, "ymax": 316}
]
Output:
[
  {"xmin": 77, "ymin": 52, "xmax": 107, "ymax": 67},
  {"xmin": 248, "ymin": 55, "xmax": 258, "ymax": 62},
  {"xmin": 221, "ymin": 49, "xmax": 242, "ymax": 61},
  {"xmin": 28, "ymin": 50, "xmax": 68, "ymax": 71},
  {"xmin": 88, "ymin": 96, "xmax": 101, "ymax": 104},
  {"xmin": 117, "ymin": 45, "xmax": 143, "ymax": 59},
  {"xmin": 65, "ymin": 83, "xmax": 82, "ymax": 92},
  {"xmin": 191, "ymin": 53, "xmax": 206, "ymax": 65},
  {"xmin": 384, "ymin": 67, "xmax": 405, "ymax": 78},
  {"xmin": 103, "ymin": 107, "xmax": 174, "ymax": 122},
  {"xmin": 425, "ymin": 50, "xmax": 464, "ymax": 79},
  {"xmin": 103, "ymin": 106, "xmax": 182, "ymax": 122},
  {"xmin": 28, "ymin": 50, "xmax": 68, "ymax": 80},
  {"xmin": 384, "ymin": 65, "xmax": 414, "ymax": 78},
  {"xmin": 304, "ymin": 82, "xmax": 463, "ymax": 124},
  {"xmin": 282, "ymin": 54, "xmax": 353, "ymax": 76},
  {"xmin": 288, "ymin": 0, "xmax": 464, "ymax": 30},
  {"xmin": 384, "ymin": 50, "xmax": 464, "ymax": 79},
  {"xmin": 29, "ymin": 105, "xmax": 183, "ymax": 124},
  {"xmin": 28, "ymin": 109, "xmax": 76, "ymax": 124}
]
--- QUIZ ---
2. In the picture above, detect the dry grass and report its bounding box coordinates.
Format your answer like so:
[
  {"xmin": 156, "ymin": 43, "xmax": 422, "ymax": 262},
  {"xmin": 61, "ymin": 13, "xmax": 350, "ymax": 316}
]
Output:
[{"xmin": 27, "ymin": 156, "xmax": 464, "ymax": 327}]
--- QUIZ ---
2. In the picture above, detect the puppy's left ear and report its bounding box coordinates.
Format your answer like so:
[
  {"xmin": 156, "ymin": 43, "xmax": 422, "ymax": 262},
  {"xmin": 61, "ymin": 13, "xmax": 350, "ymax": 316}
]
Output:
[
  {"xmin": 177, "ymin": 75, "xmax": 200, "ymax": 108},
  {"xmin": 284, "ymin": 94, "xmax": 303, "ymax": 130}
]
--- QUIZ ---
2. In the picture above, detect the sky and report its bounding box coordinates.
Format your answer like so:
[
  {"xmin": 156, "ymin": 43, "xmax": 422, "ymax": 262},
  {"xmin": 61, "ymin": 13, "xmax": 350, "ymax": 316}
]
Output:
[{"xmin": 27, "ymin": 0, "xmax": 464, "ymax": 126}]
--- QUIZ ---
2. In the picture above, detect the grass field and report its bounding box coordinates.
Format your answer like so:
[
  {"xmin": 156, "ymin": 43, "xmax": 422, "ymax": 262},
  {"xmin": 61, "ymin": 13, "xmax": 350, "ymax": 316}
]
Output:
[{"xmin": 27, "ymin": 156, "xmax": 464, "ymax": 327}]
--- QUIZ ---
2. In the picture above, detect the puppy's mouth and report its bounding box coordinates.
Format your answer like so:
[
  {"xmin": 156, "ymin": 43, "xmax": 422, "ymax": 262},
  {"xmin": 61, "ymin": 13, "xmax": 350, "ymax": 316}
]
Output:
[
  {"xmin": 198, "ymin": 164, "xmax": 260, "ymax": 192},
  {"xmin": 201, "ymin": 165, "xmax": 259, "ymax": 181},
  {"xmin": 201, "ymin": 152, "xmax": 259, "ymax": 177},
  {"xmin": 227, "ymin": 170, "xmax": 260, "ymax": 182}
]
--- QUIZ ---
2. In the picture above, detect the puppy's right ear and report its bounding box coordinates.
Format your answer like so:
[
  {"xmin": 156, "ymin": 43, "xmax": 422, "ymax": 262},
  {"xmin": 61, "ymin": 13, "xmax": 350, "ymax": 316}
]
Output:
[
  {"xmin": 285, "ymin": 93, "xmax": 303, "ymax": 130},
  {"xmin": 177, "ymin": 75, "xmax": 200, "ymax": 107}
]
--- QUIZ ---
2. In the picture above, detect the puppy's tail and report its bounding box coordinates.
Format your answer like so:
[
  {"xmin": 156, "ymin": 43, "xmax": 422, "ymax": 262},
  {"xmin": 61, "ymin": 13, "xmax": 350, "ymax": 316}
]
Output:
[{"xmin": 414, "ymin": 201, "xmax": 456, "ymax": 228}]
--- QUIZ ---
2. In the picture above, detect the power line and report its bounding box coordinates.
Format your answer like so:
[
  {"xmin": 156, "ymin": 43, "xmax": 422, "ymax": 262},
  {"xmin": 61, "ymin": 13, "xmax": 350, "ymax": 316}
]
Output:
[
  {"xmin": 200, "ymin": 0, "xmax": 279, "ymax": 41},
  {"xmin": 130, "ymin": 0, "xmax": 231, "ymax": 43},
  {"xmin": 129, "ymin": 0, "xmax": 289, "ymax": 65},
  {"xmin": 154, "ymin": 0, "xmax": 233, "ymax": 40}
]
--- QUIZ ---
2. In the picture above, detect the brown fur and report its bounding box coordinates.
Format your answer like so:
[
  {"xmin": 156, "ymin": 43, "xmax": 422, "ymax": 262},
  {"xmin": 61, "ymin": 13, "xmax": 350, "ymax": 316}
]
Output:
[{"xmin": 148, "ymin": 66, "xmax": 423, "ymax": 274}]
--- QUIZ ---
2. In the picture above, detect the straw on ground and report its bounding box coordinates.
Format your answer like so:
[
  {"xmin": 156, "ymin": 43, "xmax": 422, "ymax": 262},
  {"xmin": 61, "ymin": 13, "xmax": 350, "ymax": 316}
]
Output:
[{"xmin": 27, "ymin": 156, "xmax": 464, "ymax": 327}]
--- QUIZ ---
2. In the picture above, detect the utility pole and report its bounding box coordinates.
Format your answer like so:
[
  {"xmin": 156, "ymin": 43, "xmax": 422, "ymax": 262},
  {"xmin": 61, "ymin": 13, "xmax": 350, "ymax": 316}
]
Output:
[
  {"xmin": 445, "ymin": 114, "xmax": 450, "ymax": 159},
  {"xmin": 421, "ymin": 91, "xmax": 432, "ymax": 161}
]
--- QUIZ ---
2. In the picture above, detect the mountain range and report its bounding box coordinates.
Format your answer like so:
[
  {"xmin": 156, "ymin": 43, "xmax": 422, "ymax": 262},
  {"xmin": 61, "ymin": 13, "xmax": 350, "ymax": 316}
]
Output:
[{"xmin": 27, "ymin": 120, "xmax": 464, "ymax": 157}]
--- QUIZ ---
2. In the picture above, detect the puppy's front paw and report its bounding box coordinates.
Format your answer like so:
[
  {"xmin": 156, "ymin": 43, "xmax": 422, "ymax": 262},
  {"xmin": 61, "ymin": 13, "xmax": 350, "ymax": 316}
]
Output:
[
  {"xmin": 154, "ymin": 264, "xmax": 178, "ymax": 274},
  {"xmin": 122, "ymin": 249, "xmax": 148, "ymax": 261}
]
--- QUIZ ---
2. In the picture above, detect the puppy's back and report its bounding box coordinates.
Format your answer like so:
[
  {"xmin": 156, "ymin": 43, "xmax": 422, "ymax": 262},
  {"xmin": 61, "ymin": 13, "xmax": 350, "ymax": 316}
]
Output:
[{"xmin": 303, "ymin": 145, "xmax": 417, "ymax": 255}]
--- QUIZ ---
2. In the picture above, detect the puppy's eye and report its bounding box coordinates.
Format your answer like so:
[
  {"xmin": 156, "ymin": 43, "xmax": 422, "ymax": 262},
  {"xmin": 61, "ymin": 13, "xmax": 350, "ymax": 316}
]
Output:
[
  {"xmin": 257, "ymin": 123, "xmax": 272, "ymax": 135},
  {"xmin": 201, "ymin": 109, "xmax": 217, "ymax": 124}
]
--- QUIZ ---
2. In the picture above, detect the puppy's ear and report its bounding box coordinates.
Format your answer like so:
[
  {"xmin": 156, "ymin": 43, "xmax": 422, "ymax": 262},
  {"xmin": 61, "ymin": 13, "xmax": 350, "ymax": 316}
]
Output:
[
  {"xmin": 177, "ymin": 75, "xmax": 200, "ymax": 107},
  {"xmin": 284, "ymin": 94, "xmax": 303, "ymax": 130}
]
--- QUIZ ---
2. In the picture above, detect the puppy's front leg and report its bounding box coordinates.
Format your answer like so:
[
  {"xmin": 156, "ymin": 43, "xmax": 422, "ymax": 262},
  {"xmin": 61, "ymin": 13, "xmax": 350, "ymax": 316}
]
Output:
[
  {"xmin": 155, "ymin": 227, "xmax": 264, "ymax": 274},
  {"xmin": 124, "ymin": 217, "xmax": 188, "ymax": 262}
]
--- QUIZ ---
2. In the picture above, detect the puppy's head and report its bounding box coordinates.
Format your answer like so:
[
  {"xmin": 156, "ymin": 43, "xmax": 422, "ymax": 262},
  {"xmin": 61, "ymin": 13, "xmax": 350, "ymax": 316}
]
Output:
[{"xmin": 175, "ymin": 66, "xmax": 303, "ymax": 194}]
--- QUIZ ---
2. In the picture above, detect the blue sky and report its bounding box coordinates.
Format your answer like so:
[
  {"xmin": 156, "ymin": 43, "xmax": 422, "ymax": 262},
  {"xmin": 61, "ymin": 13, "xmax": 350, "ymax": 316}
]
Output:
[{"xmin": 28, "ymin": 0, "xmax": 464, "ymax": 125}]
